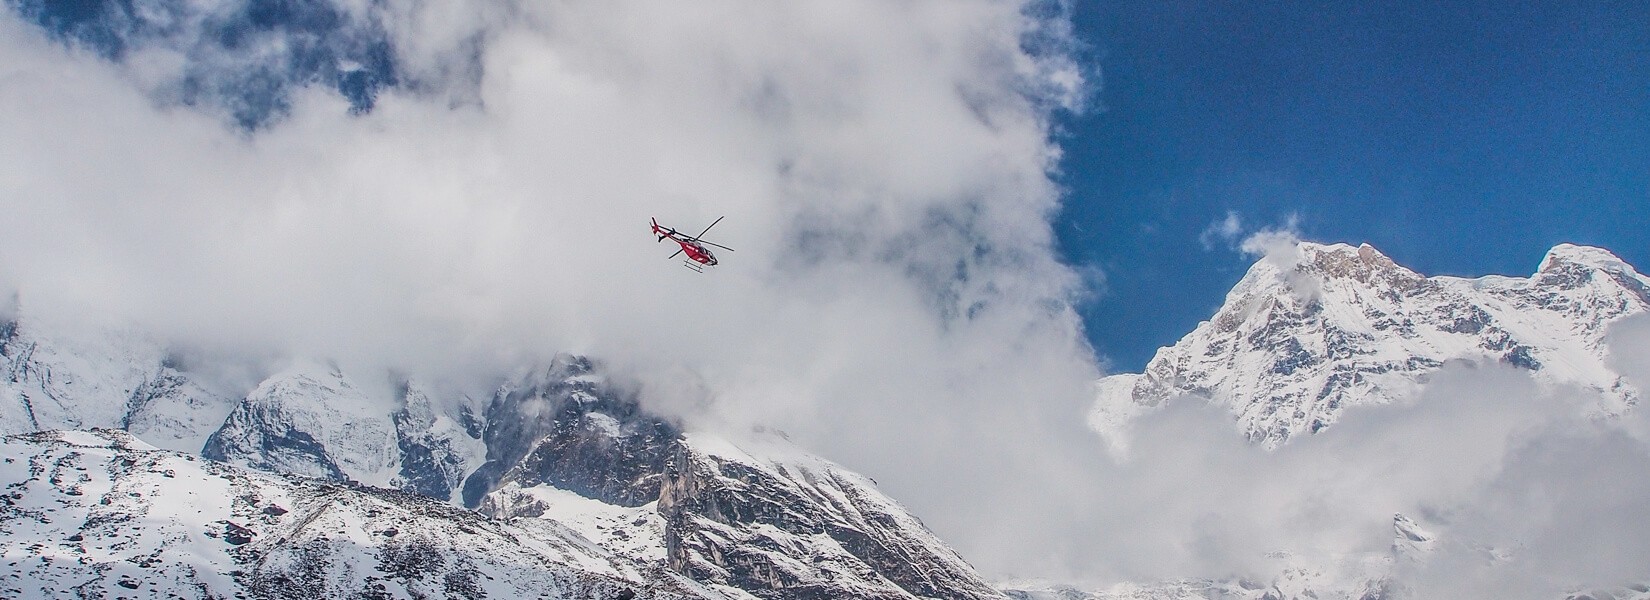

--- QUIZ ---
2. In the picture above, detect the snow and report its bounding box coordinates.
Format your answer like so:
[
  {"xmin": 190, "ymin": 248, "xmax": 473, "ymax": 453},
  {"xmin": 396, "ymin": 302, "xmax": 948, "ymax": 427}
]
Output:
[
  {"xmin": 0, "ymin": 308, "xmax": 239, "ymax": 451},
  {"xmin": 586, "ymin": 411, "xmax": 624, "ymax": 438},
  {"xmin": 1539, "ymin": 243, "xmax": 1634, "ymax": 274},
  {"xmin": 0, "ymin": 429, "xmax": 714, "ymax": 599},
  {"xmin": 484, "ymin": 481, "xmax": 669, "ymax": 568}
]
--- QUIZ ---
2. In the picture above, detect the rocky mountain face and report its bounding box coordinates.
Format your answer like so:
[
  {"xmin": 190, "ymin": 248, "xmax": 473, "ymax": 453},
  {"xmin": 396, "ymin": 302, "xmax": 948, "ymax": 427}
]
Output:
[
  {"xmin": 460, "ymin": 355, "xmax": 678, "ymax": 509},
  {"xmin": 478, "ymin": 430, "xmax": 1005, "ymax": 600},
  {"xmin": 465, "ymin": 361, "xmax": 1003, "ymax": 599},
  {"xmin": 200, "ymin": 359, "xmax": 485, "ymax": 502},
  {"xmin": 655, "ymin": 434, "xmax": 1005, "ymax": 600},
  {"xmin": 1093, "ymin": 243, "xmax": 1649, "ymax": 449},
  {"xmin": 0, "ymin": 306, "xmax": 1001, "ymax": 598}
]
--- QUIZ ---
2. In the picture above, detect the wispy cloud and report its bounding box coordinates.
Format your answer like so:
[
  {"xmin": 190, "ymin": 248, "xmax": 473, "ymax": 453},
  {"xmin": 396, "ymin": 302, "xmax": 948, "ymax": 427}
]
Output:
[
  {"xmin": 1197, "ymin": 210, "xmax": 1243, "ymax": 250},
  {"xmin": 1198, "ymin": 209, "xmax": 1312, "ymax": 294},
  {"xmin": 1240, "ymin": 213, "xmax": 1301, "ymax": 267}
]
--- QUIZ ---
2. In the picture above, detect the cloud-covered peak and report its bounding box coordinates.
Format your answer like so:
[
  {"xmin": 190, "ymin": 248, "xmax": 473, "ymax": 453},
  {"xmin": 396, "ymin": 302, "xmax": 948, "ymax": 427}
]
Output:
[{"xmin": 1224, "ymin": 239, "xmax": 1426, "ymax": 309}]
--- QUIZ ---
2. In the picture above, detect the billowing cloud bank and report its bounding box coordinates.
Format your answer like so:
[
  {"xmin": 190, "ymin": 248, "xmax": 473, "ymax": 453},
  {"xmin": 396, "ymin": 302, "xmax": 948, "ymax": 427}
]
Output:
[
  {"xmin": 1086, "ymin": 361, "xmax": 1650, "ymax": 598},
  {"xmin": 0, "ymin": 0, "xmax": 1106, "ymax": 576}
]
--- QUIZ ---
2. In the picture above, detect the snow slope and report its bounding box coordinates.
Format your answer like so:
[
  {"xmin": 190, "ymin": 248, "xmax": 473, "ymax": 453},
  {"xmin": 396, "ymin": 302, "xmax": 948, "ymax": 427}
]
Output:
[{"xmin": 0, "ymin": 428, "xmax": 718, "ymax": 599}]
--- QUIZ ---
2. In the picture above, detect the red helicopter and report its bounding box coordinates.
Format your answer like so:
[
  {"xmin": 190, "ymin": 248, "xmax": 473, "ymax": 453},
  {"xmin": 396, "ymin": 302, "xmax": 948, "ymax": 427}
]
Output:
[{"xmin": 651, "ymin": 216, "xmax": 733, "ymax": 272}]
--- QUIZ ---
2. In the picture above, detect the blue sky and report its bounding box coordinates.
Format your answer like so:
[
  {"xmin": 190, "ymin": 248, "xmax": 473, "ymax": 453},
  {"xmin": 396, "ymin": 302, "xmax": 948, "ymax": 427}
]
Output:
[{"xmin": 1056, "ymin": 1, "xmax": 1650, "ymax": 370}]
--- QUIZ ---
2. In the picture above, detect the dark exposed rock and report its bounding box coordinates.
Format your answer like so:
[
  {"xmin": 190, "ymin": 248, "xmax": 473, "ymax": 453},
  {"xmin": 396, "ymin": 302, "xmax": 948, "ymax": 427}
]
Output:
[
  {"xmin": 1503, "ymin": 345, "xmax": 1542, "ymax": 370},
  {"xmin": 462, "ymin": 355, "xmax": 680, "ymax": 508},
  {"xmin": 204, "ymin": 413, "xmax": 348, "ymax": 482},
  {"xmin": 222, "ymin": 521, "xmax": 255, "ymax": 545},
  {"xmin": 0, "ymin": 319, "xmax": 16, "ymax": 357},
  {"xmin": 392, "ymin": 381, "xmax": 475, "ymax": 501}
]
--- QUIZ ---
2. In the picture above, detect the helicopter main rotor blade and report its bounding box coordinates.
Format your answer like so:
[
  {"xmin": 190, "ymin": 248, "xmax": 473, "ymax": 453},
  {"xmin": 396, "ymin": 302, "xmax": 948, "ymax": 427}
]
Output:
[
  {"xmin": 699, "ymin": 240, "xmax": 734, "ymax": 252},
  {"xmin": 689, "ymin": 216, "xmax": 724, "ymax": 242}
]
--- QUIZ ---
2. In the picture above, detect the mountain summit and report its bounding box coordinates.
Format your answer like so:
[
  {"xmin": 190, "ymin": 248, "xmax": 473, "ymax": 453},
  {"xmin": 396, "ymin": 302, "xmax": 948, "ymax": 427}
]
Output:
[{"xmin": 1093, "ymin": 242, "xmax": 1649, "ymax": 450}]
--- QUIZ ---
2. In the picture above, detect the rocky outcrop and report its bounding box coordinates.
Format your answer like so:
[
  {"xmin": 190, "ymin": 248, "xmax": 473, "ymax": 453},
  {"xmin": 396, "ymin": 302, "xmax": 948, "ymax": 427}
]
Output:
[
  {"xmin": 462, "ymin": 355, "xmax": 679, "ymax": 508},
  {"xmin": 393, "ymin": 381, "xmax": 486, "ymax": 503},
  {"xmin": 466, "ymin": 365, "xmax": 1002, "ymax": 599}
]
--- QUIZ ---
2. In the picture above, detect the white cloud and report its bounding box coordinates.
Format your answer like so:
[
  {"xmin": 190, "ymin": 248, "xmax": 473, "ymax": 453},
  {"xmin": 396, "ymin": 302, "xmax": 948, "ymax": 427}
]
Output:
[
  {"xmin": 1233, "ymin": 213, "xmax": 1328, "ymax": 301},
  {"xmin": 1237, "ymin": 213, "xmax": 1302, "ymax": 264},
  {"xmin": 1198, "ymin": 210, "xmax": 1243, "ymax": 250},
  {"xmin": 1607, "ymin": 314, "xmax": 1650, "ymax": 403},
  {"xmin": 1067, "ymin": 347, "xmax": 1650, "ymax": 596},
  {"xmin": 0, "ymin": 0, "xmax": 1102, "ymax": 577}
]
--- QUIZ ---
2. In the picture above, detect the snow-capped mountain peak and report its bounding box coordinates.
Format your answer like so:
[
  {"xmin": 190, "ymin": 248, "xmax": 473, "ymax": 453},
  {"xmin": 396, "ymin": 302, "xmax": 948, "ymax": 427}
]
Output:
[
  {"xmin": 1093, "ymin": 242, "xmax": 1649, "ymax": 450},
  {"xmin": 1537, "ymin": 242, "xmax": 1637, "ymax": 276}
]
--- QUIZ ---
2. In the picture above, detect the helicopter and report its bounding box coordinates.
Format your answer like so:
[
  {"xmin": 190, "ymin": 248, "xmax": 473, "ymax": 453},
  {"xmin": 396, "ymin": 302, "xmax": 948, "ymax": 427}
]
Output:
[{"xmin": 651, "ymin": 216, "xmax": 733, "ymax": 272}]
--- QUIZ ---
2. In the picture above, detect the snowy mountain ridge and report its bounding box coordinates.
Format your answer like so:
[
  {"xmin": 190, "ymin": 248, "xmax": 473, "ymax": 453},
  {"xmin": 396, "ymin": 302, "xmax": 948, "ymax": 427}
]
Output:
[
  {"xmin": 0, "ymin": 423, "xmax": 1003, "ymax": 599},
  {"xmin": 0, "ymin": 307, "xmax": 1004, "ymax": 598},
  {"xmin": 1092, "ymin": 242, "xmax": 1649, "ymax": 450}
]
